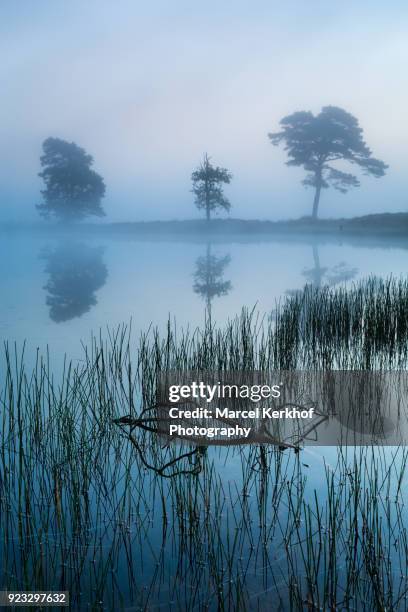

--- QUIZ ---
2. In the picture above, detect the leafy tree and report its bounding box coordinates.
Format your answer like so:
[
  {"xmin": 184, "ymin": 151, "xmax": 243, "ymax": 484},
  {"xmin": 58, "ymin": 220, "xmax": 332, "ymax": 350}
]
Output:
[
  {"xmin": 268, "ymin": 106, "xmax": 388, "ymax": 219},
  {"xmin": 191, "ymin": 153, "xmax": 232, "ymax": 221},
  {"xmin": 37, "ymin": 137, "xmax": 106, "ymax": 221}
]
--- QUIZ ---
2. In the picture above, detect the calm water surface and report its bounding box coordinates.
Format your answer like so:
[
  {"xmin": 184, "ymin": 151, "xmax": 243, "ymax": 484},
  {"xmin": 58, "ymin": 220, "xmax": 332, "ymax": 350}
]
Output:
[
  {"xmin": 2, "ymin": 229, "xmax": 408, "ymax": 609},
  {"xmin": 1, "ymin": 229, "xmax": 407, "ymax": 362}
]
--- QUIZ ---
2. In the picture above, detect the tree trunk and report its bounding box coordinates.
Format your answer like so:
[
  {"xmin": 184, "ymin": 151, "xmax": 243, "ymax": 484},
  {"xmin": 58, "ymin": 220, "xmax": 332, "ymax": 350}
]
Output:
[
  {"xmin": 205, "ymin": 173, "xmax": 211, "ymax": 222},
  {"xmin": 312, "ymin": 181, "xmax": 321, "ymax": 220}
]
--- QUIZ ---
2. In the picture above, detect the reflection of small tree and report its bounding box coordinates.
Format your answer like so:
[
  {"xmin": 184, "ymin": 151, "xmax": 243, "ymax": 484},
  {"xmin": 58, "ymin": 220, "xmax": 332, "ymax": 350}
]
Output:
[
  {"xmin": 42, "ymin": 243, "xmax": 107, "ymax": 322},
  {"xmin": 193, "ymin": 244, "xmax": 231, "ymax": 314},
  {"xmin": 191, "ymin": 153, "xmax": 232, "ymax": 221}
]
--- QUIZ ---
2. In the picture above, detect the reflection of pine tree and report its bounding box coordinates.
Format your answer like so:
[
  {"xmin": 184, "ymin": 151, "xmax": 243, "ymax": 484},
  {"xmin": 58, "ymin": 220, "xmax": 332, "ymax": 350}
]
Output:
[
  {"xmin": 42, "ymin": 243, "xmax": 107, "ymax": 322},
  {"xmin": 286, "ymin": 244, "xmax": 358, "ymax": 298},
  {"xmin": 301, "ymin": 245, "xmax": 358, "ymax": 288},
  {"xmin": 193, "ymin": 244, "xmax": 231, "ymax": 314},
  {"xmin": 301, "ymin": 245, "xmax": 327, "ymax": 289}
]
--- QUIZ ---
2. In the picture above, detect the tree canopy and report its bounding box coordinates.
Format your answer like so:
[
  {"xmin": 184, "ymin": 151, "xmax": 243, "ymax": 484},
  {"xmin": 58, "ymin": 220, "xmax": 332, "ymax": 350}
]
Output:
[
  {"xmin": 191, "ymin": 154, "xmax": 232, "ymax": 221},
  {"xmin": 268, "ymin": 106, "xmax": 388, "ymax": 219},
  {"xmin": 37, "ymin": 137, "xmax": 106, "ymax": 221}
]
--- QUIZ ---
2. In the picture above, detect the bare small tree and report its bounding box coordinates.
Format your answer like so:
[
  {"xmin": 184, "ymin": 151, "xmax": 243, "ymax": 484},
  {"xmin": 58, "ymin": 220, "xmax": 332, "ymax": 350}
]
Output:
[{"xmin": 191, "ymin": 153, "xmax": 232, "ymax": 221}]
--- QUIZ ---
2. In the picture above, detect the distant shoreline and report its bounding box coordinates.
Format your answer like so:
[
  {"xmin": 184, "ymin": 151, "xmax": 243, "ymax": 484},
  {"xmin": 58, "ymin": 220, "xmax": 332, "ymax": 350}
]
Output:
[
  {"xmin": 2, "ymin": 212, "xmax": 408, "ymax": 241},
  {"xmin": 104, "ymin": 213, "xmax": 408, "ymax": 237}
]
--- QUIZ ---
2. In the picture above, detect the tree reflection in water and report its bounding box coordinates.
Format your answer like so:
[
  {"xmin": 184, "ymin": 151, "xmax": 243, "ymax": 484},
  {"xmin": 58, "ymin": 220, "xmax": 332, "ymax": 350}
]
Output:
[
  {"xmin": 42, "ymin": 242, "xmax": 107, "ymax": 322},
  {"xmin": 286, "ymin": 243, "xmax": 358, "ymax": 298},
  {"xmin": 193, "ymin": 243, "xmax": 231, "ymax": 315}
]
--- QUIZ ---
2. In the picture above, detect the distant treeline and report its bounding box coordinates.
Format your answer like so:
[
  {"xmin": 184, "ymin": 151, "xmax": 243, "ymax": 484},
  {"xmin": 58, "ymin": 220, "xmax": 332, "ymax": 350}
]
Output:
[{"xmin": 36, "ymin": 106, "xmax": 387, "ymax": 223}]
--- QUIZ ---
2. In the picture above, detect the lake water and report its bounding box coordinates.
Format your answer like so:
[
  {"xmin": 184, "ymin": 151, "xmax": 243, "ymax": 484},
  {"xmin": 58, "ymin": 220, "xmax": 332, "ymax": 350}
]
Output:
[
  {"xmin": 2, "ymin": 228, "xmax": 408, "ymax": 609},
  {"xmin": 1, "ymin": 228, "xmax": 408, "ymax": 362}
]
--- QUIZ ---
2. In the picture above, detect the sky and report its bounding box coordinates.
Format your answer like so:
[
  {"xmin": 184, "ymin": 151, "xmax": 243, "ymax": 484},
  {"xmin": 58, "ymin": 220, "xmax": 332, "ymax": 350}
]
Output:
[{"xmin": 1, "ymin": 0, "xmax": 407, "ymax": 222}]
